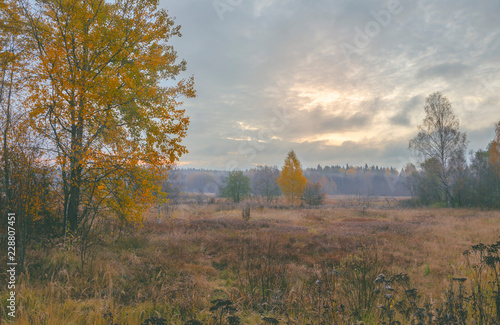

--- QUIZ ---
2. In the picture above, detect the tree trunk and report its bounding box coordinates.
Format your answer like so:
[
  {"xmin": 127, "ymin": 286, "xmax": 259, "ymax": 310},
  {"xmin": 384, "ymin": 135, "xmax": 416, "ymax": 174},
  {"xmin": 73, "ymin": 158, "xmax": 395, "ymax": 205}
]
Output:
[
  {"xmin": 67, "ymin": 174, "xmax": 81, "ymax": 232},
  {"xmin": 67, "ymin": 118, "xmax": 84, "ymax": 232}
]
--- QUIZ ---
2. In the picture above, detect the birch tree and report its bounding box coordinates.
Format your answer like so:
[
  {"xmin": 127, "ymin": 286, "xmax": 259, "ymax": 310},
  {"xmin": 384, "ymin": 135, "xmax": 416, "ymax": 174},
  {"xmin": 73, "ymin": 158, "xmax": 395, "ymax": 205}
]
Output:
[{"xmin": 409, "ymin": 92, "xmax": 467, "ymax": 207}]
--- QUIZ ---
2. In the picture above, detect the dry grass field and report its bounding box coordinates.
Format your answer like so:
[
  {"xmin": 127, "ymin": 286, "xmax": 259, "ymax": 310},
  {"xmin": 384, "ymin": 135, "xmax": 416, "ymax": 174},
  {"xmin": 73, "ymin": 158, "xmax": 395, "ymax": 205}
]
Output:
[{"xmin": 2, "ymin": 201, "xmax": 500, "ymax": 324}]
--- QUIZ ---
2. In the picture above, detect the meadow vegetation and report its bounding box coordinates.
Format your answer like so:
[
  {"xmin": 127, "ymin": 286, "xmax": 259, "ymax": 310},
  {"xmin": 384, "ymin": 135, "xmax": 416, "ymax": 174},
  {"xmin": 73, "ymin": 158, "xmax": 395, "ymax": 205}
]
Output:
[{"xmin": 2, "ymin": 198, "xmax": 500, "ymax": 324}]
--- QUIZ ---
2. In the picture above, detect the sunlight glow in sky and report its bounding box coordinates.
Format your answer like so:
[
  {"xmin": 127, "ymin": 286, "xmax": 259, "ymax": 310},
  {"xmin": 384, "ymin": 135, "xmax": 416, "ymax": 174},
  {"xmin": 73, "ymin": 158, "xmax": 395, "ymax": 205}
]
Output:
[{"xmin": 162, "ymin": 0, "xmax": 500, "ymax": 170}]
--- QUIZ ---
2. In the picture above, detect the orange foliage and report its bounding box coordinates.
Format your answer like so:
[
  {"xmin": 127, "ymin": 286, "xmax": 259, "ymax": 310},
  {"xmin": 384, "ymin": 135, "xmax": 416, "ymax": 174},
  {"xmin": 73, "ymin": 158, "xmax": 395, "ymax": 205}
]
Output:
[
  {"xmin": 17, "ymin": 0, "xmax": 195, "ymax": 229},
  {"xmin": 346, "ymin": 168, "xmax": 357, "ymax": 176},
  {"xmin": 277, "ymin": 150, "xmax": 307, "ymax": 205}
]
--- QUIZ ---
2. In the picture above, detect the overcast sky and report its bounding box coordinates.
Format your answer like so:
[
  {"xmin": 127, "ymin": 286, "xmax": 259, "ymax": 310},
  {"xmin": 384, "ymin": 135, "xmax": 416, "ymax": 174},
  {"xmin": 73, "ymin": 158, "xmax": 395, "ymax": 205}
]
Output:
[{"xmin": 160, "ymin": 0, "xmax": 500, "ymax": 170}]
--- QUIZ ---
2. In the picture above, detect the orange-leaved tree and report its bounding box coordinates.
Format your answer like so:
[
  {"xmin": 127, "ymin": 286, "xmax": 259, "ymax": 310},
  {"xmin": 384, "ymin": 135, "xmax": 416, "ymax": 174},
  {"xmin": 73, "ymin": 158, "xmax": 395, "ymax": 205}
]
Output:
[
  {"xmin": 277, "ymin": 150, "xmax": 307, "ymax": 205},
  {"xmin": 17, "ymin": 0, "xmax": 195, "ymax": 232}
]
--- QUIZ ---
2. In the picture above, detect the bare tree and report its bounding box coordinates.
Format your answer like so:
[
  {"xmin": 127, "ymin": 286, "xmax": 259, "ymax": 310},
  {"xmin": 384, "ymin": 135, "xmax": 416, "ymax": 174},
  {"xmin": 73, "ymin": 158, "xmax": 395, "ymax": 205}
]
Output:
[
  {"xmin": 409, "ymin": 92, "xmax": 467, "ymax": 207},
  {"xmin": 250, "ymin": 165, "xmax": 281, "ymax": 204},
  {"xmin": 162, "ymin": 167, "xmax": 182, "ymax": 203}
]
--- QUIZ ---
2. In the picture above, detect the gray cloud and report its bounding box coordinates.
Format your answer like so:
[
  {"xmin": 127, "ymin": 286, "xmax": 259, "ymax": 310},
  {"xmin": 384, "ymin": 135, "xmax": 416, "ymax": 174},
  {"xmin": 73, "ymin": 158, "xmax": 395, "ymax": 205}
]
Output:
[
  {"xmin": 161, "ymin": 0, "xmax": 500, "ymax": 169},
  {"xmin": 416, "ymin": 62, "xmax": 473, "ymax": 80},
  {"xmin": 390, "ymin": 95, "xmax": 424, "ymax": 126},
  {"xmin": 464, "ymin": 124, "xmax": 498, "ymax": 154},
  {"xmin": 283, "ymin": 108, "xmax": 374, "ymax": 139}
]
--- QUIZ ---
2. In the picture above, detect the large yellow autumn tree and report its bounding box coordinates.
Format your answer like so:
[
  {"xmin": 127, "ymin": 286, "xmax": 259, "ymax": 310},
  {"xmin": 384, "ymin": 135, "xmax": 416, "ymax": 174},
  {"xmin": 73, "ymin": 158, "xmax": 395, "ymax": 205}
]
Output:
[
  {"xmin": 16, "ymin": 0, "xmax": 195, "ymax": 231},
  {"xmin": 277, "ymin": 150, "xmax": 307, "ymax": 205}
]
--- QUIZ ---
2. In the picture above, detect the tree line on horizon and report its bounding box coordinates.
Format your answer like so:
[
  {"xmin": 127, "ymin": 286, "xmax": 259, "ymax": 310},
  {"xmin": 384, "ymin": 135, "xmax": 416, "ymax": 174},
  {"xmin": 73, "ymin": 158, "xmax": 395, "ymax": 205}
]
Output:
[{"xmin": 163, "ymin": 164, "xmax": 410, "ymax": 199}]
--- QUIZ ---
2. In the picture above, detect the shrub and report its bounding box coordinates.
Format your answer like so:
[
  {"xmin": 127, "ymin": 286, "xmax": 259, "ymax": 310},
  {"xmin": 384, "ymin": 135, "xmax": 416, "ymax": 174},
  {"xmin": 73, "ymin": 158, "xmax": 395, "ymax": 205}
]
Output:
[{"xmin": 302, "ymin": 182, "xmax": 325, "ymax": 206}]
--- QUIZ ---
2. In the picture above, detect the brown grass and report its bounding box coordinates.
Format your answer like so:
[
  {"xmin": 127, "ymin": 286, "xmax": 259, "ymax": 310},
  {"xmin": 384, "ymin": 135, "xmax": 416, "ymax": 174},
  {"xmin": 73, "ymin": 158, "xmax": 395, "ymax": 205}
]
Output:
[{"xmin": 2, "ymin": 202, "xmax": 500, "ymax": 324}]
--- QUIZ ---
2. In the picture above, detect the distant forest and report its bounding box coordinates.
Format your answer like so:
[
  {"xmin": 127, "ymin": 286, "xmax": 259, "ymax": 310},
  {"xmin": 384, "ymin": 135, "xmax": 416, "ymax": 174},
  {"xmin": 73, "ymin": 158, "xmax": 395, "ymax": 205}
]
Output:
[{"xmin": 168, "ymin": 164, "xmax": 410, "ymax": 197}]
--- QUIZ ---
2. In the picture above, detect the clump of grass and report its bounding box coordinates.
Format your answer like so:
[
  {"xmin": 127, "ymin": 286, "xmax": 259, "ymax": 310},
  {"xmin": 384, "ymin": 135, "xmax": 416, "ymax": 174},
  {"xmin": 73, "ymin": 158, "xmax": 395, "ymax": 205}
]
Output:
[
  {"xmin": 339, "ymin": 247, "xmax": 382, "ymax": 321},
  {"xmin": 241, "ymin": 203, "xmax": 251, "ymax": 222},
  {"xmin": 233, "ymin": 237, "xmax": 288, "ymax": 311},
  {"xmin": 423, "ymin": 263, "xmax": 431, "ymax": 277},
  {"xmin": 209, "ymin": 299, "xmax": 240, "ymax": 325}
]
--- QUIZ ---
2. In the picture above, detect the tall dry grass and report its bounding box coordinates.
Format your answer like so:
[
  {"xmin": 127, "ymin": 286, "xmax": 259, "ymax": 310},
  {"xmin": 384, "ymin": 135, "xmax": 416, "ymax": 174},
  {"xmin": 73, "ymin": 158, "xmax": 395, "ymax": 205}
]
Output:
[{"xmin": 1, "ymin": 202, "xmax": 500, "ymax": 324}]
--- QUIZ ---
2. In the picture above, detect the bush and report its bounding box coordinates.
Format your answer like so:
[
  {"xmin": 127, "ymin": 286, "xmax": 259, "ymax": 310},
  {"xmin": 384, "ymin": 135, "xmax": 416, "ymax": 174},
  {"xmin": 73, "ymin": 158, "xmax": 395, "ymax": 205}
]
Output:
[{"xmin": 302, "ymin": 182, "xmax": 325, "ymax": 206}]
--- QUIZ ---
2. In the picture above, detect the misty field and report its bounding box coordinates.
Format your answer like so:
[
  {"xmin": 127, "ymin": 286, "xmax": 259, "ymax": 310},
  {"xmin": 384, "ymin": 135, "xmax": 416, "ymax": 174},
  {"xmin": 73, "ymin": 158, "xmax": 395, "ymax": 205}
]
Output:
[{"xmin": 2, "ymin": 200, "xmax": 500, "ymax": 324}]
